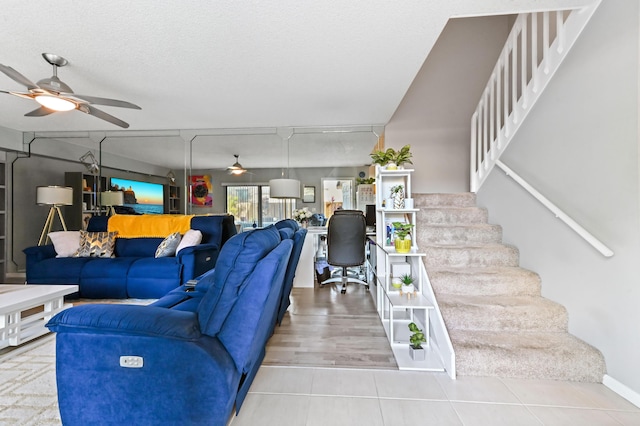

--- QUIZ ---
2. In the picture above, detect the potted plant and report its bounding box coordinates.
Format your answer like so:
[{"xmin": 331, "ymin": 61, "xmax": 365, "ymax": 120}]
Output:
[
  {"xmin": 408, "ymin": 322, "xmax": 426, "ymax": 361},
  {"xmin": 392, "ymin": 144, "xmax": 413, "ymax": 169},
  {"xmin": 399, "ymin": 273, "xmax": 415, "ymax": 294},
  {"xmin": 392, "ymin": 221, "xmax": 414, "ymax": 253},
  {"xmin": 370, "ymin": 148, "xmax": 396, "ymax": 169},
  {"xmin": 356, "ymin": 177, "xmax": 375, "ymax": 185}
]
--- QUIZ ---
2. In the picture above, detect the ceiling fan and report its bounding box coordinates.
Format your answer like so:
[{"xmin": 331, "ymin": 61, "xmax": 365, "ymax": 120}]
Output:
[
  {"xmin": 0, "ymin": 53, "xmax": 141, "ymax": 128},
  {"xmin": 226, "ymin": 154, "xmax": 248, "ymax": 175}
]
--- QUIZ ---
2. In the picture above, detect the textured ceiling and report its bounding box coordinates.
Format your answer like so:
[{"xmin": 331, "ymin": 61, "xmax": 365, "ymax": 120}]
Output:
[{"xmin": 0, "ymin": 0, "xmax": 593, "ymax": 170}]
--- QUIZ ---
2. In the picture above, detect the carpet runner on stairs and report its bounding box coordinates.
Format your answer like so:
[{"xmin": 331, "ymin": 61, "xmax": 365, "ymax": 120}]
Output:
[{"xmin": 415, "ymin": 192, "xmax": 605, "ymax": 382}]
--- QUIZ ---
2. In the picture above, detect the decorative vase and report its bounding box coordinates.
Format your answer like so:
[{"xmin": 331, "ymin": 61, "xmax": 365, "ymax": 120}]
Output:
[
  {"xmin": 393, "ymin": 189, "xmax": 405, "ymax": 209},
  {"xmin": 300, "ymin": 220, "xmax": 308, "ymax": 229},
  {"xmin": 409, "ymin": 345, "xmax": 425, "ymax": 361},
  {"xmin": 394, "ymin": 238, "xmax": 411, "ymax": 253},
  {"xmin": 385, "ymin": 162, "xmax": 398, "ymax": 170},
  {"xmin": 391, "ymin": 278, "xmax": 402, "ymax": 289}
]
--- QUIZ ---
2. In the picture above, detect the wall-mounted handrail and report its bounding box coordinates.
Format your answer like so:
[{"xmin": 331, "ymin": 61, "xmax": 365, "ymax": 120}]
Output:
[{"xmin": 496, "ymin": 160, "xmax": 613, "ymax": 257}]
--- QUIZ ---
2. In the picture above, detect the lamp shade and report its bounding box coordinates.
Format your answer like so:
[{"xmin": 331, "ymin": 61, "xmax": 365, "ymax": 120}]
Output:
[
  {"xmin": 99, "ymin": 191, "xmax": 124, "ymax": 206},
  {"xmin": 269, "ymin": 178, "xmax": 301, "ymax": 199},
  {"xmin": 36, "ymin": 186, "xmax": 73, "ymax": 206}
]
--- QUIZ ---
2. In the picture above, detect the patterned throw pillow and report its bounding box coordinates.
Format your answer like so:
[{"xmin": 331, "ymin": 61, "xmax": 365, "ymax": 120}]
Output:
[
  {"xmin": 155, "ymin": 232, "xmax": 182, "ymax": 258},
  {"xmin": 74, "ymin": 231, "xmax": 118, "ymax": 258}
]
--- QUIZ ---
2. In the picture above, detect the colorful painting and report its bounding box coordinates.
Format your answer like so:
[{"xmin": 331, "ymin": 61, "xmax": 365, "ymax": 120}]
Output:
[{"xmin": 190, "ymin": 175, "xmax": 213, "ymax": 206}]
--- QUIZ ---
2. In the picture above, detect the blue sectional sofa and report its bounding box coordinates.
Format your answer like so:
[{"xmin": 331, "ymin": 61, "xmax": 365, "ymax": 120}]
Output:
[
  {"xmin": 24, "ymin": 214, "xmax": 237, "ymax": 299},
  {"xmin": 47, "ymin": 223, "xmax": 301, "ymax": 425}
]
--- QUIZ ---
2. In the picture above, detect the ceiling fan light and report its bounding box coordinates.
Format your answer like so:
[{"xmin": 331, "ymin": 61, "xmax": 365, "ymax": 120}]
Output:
[
  {"xmin": 35, "ymin": 95, "xmax": 75, "ymax": 111},
  {"xmin": 230, "ymin": 168, "xmax": 245, "ymax": 175}
]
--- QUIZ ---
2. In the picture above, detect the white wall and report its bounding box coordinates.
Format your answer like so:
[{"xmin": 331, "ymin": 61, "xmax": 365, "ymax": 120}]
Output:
[
  {"xmin": 385, "ymin": 15, "xmax": 512, "ymax": 193},
  {"xmin": 477, "ymin": 1, "xmax": 640, "ymax": 396}
]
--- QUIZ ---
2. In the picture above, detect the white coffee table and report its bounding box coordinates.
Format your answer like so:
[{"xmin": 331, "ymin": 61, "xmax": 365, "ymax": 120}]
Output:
[{"xmin": 0, "ymin": 284, "xmax": 78, "ymax": 349}]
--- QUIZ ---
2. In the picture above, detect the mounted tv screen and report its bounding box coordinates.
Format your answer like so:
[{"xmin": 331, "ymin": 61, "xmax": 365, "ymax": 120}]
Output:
[{"xmin": 109, "ymin": 177, "xmax": 164, "ymax": 215}]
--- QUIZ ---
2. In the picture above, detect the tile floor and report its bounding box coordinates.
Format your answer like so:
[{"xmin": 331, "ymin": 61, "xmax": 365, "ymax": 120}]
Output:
[{"xmin": 230, "ymin": 366, "xmax": 640, "ymax": 425}]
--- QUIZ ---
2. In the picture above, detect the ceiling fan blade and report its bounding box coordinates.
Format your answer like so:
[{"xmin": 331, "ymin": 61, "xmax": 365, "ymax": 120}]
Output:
[
  {"xmin": 24, "ymin": 107, "xmax": 56, "ymax": 117},
  {"xmin": 71, "ymin": 94, "xmax": 141, "ymax": 110},
  {"xmin": 0, "ymin": 64, "xmax": 38, "ymax": 90},
  {"xmin": 80, "ymin": 104, "xmax": 130, "ymax": 128},
  {"xmin": 24, "ymin": 106, "xmax": 55, "ymax": 117},
  {"xmin": 1, "ymin": 90, "xmax": 36, "ymax": 100}
]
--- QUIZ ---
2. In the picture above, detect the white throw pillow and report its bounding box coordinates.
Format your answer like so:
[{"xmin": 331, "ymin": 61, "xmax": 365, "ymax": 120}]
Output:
[
  {"xmin": 175, "ymin": 229, "xmax": 203, "ymax": 254},
  {"xmin": 49, "ymin": 231, "xmax": 81, "ymax": 258}
]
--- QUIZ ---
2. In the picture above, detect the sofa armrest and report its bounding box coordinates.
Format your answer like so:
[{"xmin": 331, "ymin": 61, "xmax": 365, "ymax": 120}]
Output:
[
  {"xmin": 23, "ymin": 244, "xmax": 57, "ymax": 263},
  {"xmin": 176, "ymin": 243, "xmax": 220, "ymax": 279},
  {"xmin": 46, "ymin": 304, "xmax": 201, "ymax": 340}
]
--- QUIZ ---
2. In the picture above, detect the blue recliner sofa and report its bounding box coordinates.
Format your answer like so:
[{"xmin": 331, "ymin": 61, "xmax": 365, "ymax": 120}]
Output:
[
  {"xmin": 24, "ymin": 214, "xmax": 237, "ymax": 299},
  {"xmin": 47, "ymin": 224, "xmax": 294, "ymax": 425}
]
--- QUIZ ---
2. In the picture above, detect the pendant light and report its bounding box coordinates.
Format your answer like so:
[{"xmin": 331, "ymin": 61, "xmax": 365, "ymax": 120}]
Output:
[{"xmin": 269, "ymin": 132, "xmax": 300, "ymax": 198}]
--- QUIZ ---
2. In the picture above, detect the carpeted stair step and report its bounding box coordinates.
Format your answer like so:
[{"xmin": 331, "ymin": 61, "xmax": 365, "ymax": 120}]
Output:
[
  {"xmin": 423, "ymin": 244, "xmax": 520, "ymax": 268},
  {"xmin": 438, "ymin": 294, "xmax": 568, "ymax": 332},
  {"xmin": 417, "ymin": 224, "xmax": 502, "ymax": 245},
  {"xmin": 450, "ymin": 329, "xmax": 606, "ymax": 382},
  {"xmin": 414, "ymin": 193, "xmax": 477, "ymax": 208},
  {"xmin": 419, "ymin": 207, "xmax": 488, "ymax": 225},
  {"xmin": 428, "ymin": 267, "xmax": 541, "ymax": 297}
]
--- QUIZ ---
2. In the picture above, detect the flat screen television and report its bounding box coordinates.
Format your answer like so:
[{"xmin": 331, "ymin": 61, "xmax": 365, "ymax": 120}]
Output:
[{"xmin": 109, "ymin": 177, "xmax": 164, "ymax": 214}]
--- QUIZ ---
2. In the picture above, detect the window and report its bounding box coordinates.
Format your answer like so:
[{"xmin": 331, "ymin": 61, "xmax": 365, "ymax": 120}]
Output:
[{"xmin": 226, "ymin": 185, "xmax": 296, "ymax": 231}]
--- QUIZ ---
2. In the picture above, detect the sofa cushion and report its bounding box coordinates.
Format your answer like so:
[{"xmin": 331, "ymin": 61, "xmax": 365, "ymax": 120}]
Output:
[
  {"xmin": 127, "ymin": 257, "xmax": 182, "ymax": 299},
  {"xmin": 26, "ymin": 257, "xmax": 96, "ymax": 285},
  {"xmin": 115, "ymin": 237, "xmax": 164, "ymax": 258},
  {"xmin": 198, "ymin": 225, "xmax": 281, "ymax": 337},
  {"xmin": 74, "ymin": 231, "xmax": 118, "ymax": 258},
  {"xmin": 155, "ymin": 232, "xmax": 182, "ymax": 258},
  {"xmin": 79, "ymin": 257, "xmax": 138, "ymax": 298},
  {"xmin": 49, "ymin": 231, "xmax": 81, "ymax": 258},
  {"xmin": 176, "ymin": 229, "xmax": 202, "ymax": 254}
]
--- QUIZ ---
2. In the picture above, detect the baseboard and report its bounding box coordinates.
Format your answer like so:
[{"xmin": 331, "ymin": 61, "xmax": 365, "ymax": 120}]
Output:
[
  {"xmin": 6, "ymin": 272, "xmax": 26, "ymax": 278},
  {"xmin": 603, "ymin": 374, "xmax": 640, "ymax": 408}
]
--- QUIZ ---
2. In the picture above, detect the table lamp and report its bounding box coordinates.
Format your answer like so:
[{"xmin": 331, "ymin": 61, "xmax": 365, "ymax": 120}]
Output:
[
  {"xmin": 37, "ymin": 186, "xmax": 73, "ymax": 246},
  {"xmin": 99, "ymin": 191, "xmax": 124, "ymax": 216}
]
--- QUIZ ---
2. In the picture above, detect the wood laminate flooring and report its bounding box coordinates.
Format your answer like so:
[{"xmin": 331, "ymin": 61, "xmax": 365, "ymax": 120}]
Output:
[{"xmin": 264, "ymin": 283, "xmax": 397, "ymax": 369}]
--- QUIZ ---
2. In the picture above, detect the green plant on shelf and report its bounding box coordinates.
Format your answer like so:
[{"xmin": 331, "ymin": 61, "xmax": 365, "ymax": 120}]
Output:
[
  {"xmin": 392, "ymin": 222, "xmax": 414, "ymax": 240},
  {"xmin": 408, "ymin": 322, "xmax": 426, "ymax": 349}
]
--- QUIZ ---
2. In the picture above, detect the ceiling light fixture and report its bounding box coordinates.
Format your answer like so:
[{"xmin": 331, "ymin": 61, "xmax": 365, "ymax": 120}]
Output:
[
  {"xmin": 227, "ymin": 154, "xmax": 247, "ymax": 175},
  {"xmin": 34, "ymin": 95, "xmax": 75, "ymax": 111},
  {"xmin": 269, "ymin": 133, "xmax": 300, "ymax": 199}
]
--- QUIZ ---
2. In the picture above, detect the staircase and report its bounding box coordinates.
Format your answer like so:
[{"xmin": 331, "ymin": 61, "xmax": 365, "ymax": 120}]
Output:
[{"xmin": 415, "ymin": 193, "xmax": 606, "ymax": 382}]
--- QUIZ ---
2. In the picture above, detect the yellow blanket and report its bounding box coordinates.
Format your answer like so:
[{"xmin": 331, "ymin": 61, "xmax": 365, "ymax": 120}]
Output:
[{"xmin": 108, "ymin": 214, "xmax": 195, "ymax": 238}]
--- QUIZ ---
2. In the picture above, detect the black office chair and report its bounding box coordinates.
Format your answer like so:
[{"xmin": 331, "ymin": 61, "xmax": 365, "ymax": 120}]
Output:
[{"xmin": 321, "ymin": 210, "xmax": 368, "ymax": 294}]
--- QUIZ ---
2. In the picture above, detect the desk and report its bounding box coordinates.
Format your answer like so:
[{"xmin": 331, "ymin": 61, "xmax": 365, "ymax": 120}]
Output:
[
  {"xmin": 293, "ymin": 226, "xmax": 375, "ymax": 288},
  {"xmin": 293, "ymin": 227, "xmax": 327, "ymax": 288}
]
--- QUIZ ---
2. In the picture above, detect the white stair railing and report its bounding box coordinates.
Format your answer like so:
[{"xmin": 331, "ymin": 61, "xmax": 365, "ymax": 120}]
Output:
[{"xmin": 470, "ymin": 3, "xmax": 601, "ymax": 192}]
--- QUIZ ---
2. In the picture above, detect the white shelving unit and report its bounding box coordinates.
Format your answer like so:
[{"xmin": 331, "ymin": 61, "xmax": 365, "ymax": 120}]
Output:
[{"xmin": 372, "ymin": 166, "xmax": 444, "ymax": 371}]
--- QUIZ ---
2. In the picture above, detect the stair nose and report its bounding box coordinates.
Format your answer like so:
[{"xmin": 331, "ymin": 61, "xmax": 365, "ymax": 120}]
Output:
[
  {"xmin": 438, "ymin": 295, "xmax": 568, "ymax": 332},
  {"xmin": 423, "ymin": 244, "xmax": 520, "ymax": 268},
  {"xmin": 415, "ymin": 193, "xmax": 477, "ymax": 208},
  {"xmin": 419, "ymin": 207, "xmax": 488, "ymax": 225},
  {"xmin": 417, "ymin": 224, "xmax": 502, "ymax": 245},
  {"xmin": 428, "ymin": 267, "xmax": 541, "ymax": 297}
]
